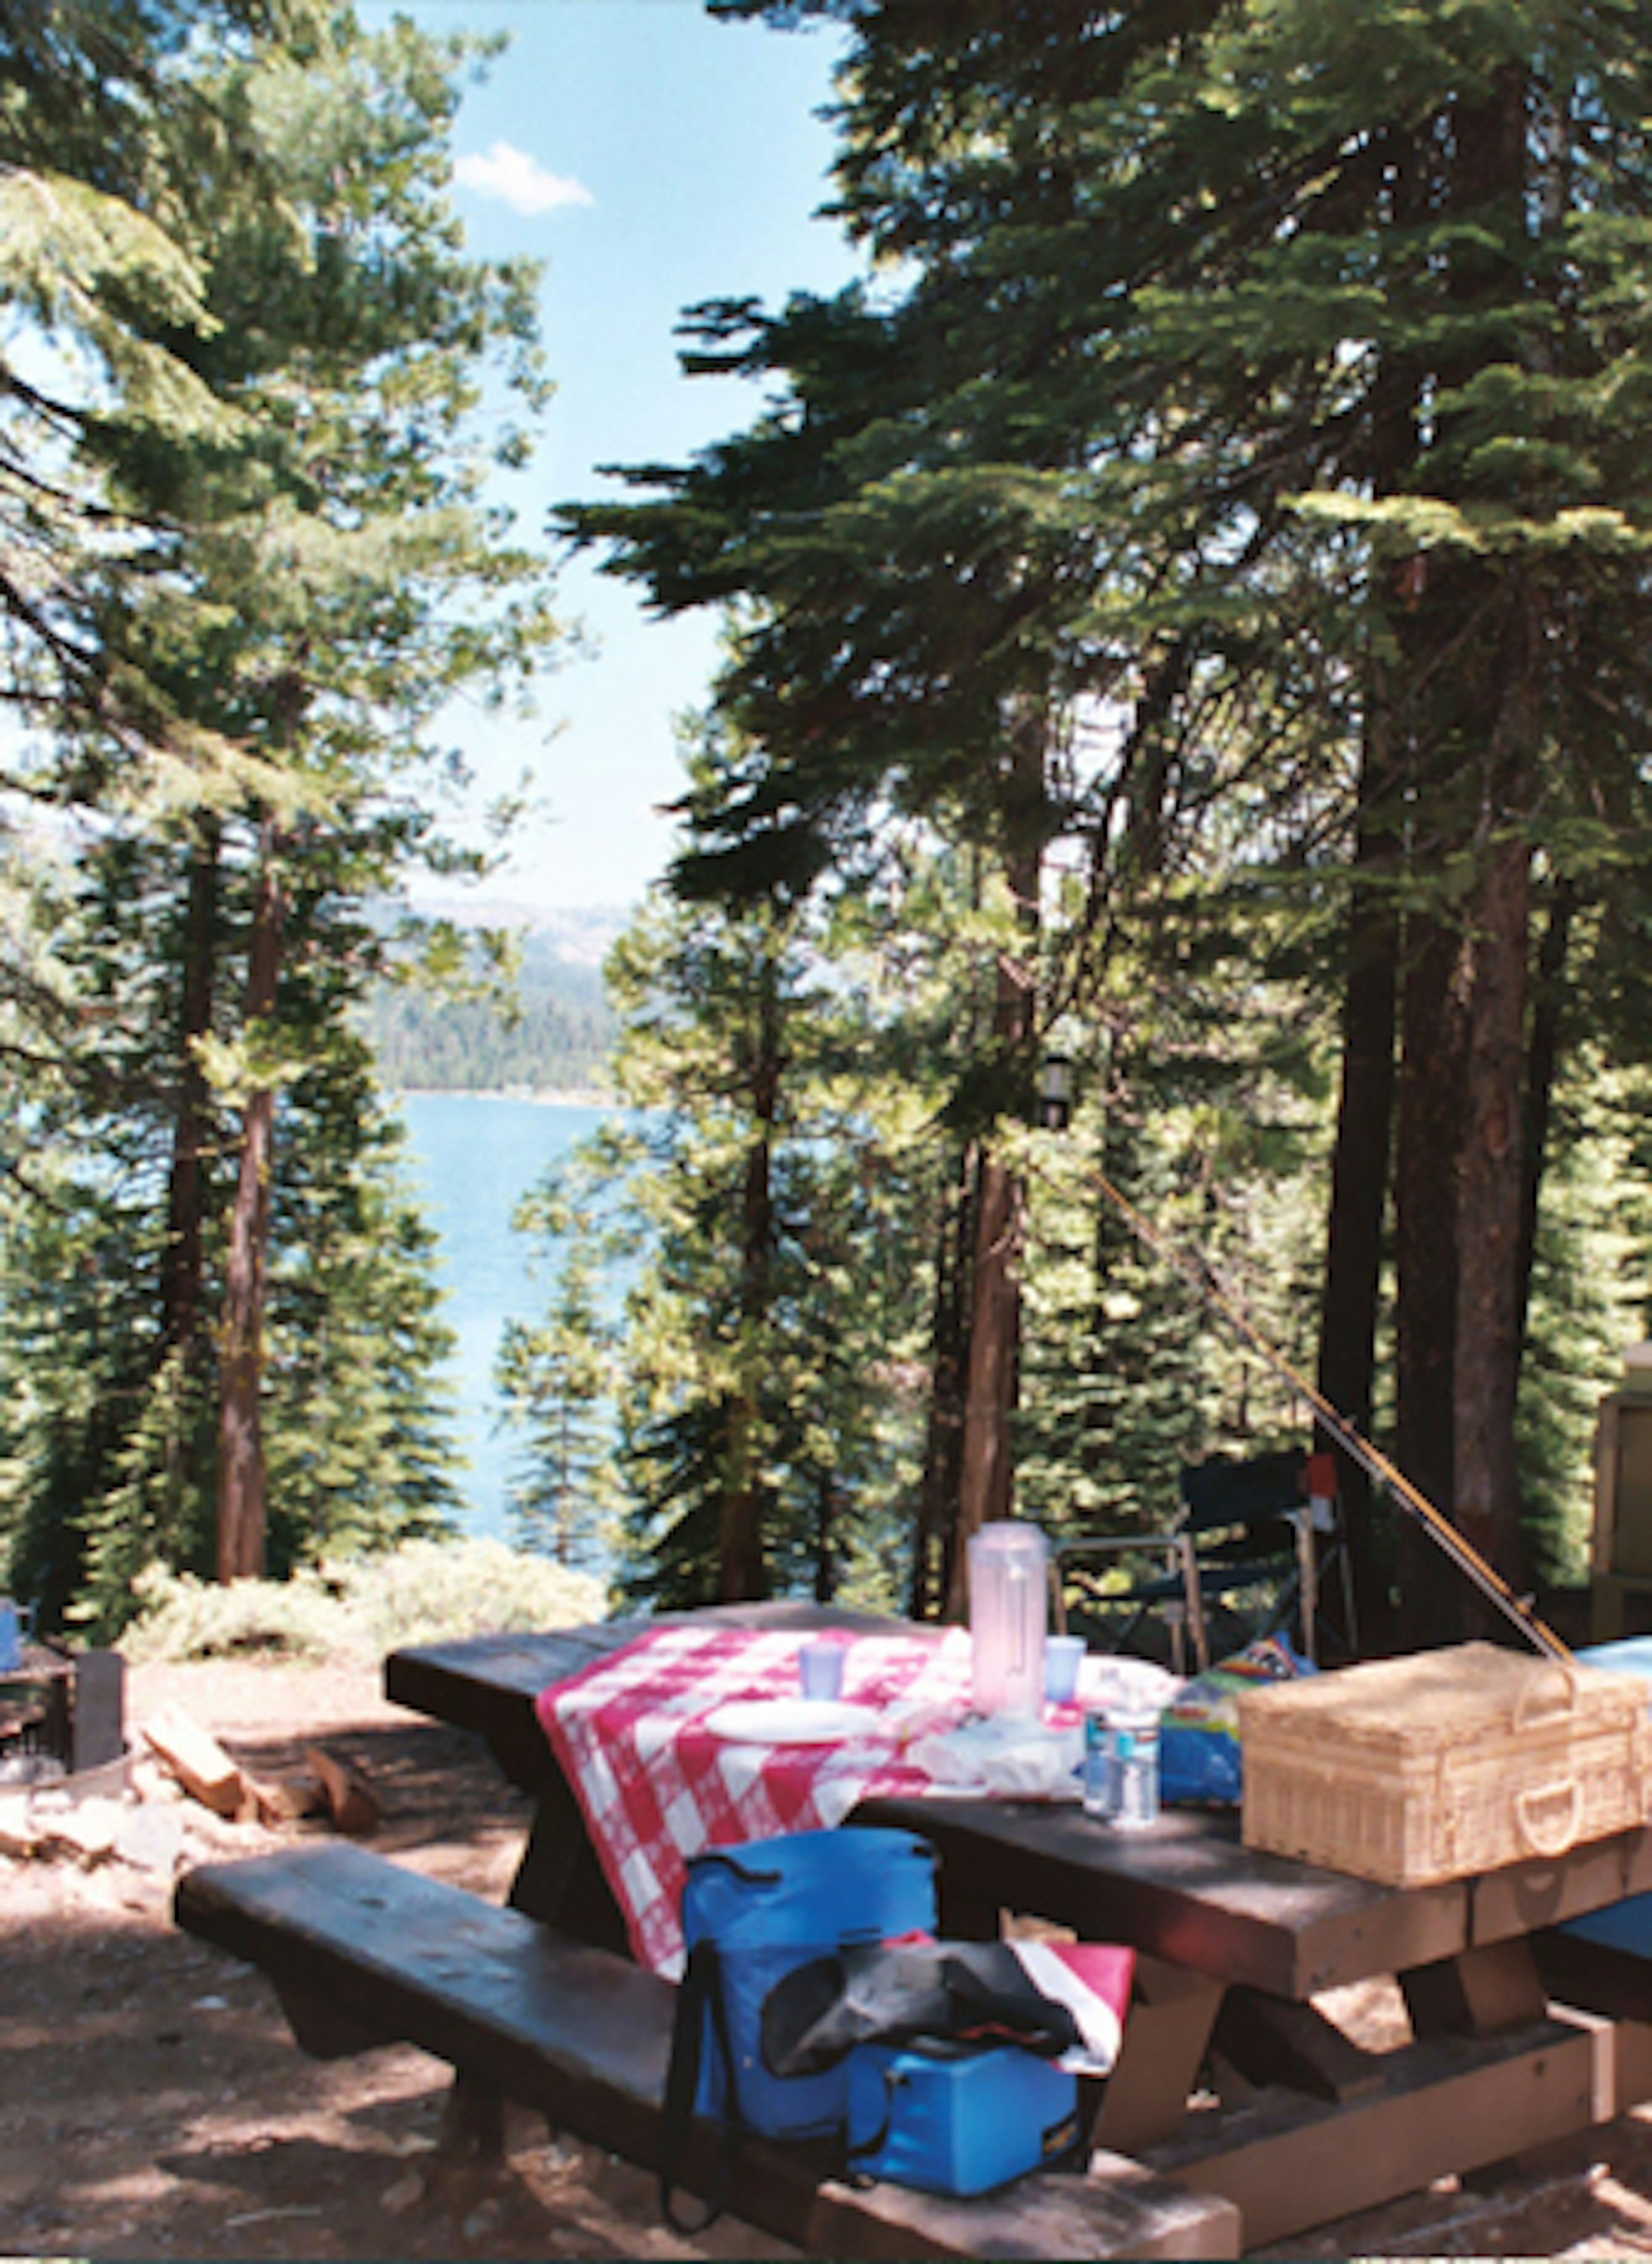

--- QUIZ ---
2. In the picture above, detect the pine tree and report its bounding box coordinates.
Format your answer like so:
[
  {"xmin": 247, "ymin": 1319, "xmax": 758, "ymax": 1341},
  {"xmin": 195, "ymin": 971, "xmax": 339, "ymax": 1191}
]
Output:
[
  {"xmin": 498, "ymin": 1218, "xmax": 622, "ymax": 1572},
  {"xmin": 501, "ymin": 723, "xmax": 941, "ymax": 1611},
  {"xmin": 0, "ymin": 828, "xmax": 467, "ymax": 1631},
  {"xmin": 0, "ymin": 7, "xmax": 561, "ymax": 1622},
  {"xmin": 577, "ymin": 0, "xmax": 1652, "ymax": 1643}
]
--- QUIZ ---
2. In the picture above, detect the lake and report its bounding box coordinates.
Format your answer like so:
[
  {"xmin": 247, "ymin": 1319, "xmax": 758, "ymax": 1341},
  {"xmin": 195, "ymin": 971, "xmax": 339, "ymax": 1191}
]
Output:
[{"xmin": 395, "ymin": 1092, "xmax": 621, "ymax": 1541}]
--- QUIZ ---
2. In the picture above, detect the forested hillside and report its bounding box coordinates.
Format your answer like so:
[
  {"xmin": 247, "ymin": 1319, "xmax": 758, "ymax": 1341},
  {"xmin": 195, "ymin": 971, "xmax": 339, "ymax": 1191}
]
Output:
[{"xmin": 366, "ymin": 931, "xmax": 620, "ymax": 1093}]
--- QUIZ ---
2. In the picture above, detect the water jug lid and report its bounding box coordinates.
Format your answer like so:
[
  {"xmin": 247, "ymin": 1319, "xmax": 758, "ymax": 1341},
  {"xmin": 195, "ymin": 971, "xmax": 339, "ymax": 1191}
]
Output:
[{"xmin": 968, "ymin": 1519, "xmax": 1048, "ymax": 1562}]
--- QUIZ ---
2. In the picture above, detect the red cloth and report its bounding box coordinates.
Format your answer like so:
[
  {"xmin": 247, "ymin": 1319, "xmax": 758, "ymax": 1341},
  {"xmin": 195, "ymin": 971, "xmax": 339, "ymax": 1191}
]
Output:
[
  {"xmin": 535, "ymin": 1622, "xmax": 1014, "ymax": 1974},
  {"xmin": 1008, "ymin": 1938, "xmax": 1136, "ymax": 2075}
]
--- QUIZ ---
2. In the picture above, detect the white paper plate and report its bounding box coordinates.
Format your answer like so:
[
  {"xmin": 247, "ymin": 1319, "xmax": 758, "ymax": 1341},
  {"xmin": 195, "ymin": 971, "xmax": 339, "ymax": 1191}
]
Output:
[{"xmin": 702, "ymin": 1698, "xmax": 882, "ymax": 1745}]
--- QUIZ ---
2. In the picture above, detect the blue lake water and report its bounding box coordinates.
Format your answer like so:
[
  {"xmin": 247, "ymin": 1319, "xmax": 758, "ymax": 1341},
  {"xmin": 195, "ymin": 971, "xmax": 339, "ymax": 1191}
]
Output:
[{"xmin": 395, "ymin": 1093, "xmax": 620, "ymax": 1540}]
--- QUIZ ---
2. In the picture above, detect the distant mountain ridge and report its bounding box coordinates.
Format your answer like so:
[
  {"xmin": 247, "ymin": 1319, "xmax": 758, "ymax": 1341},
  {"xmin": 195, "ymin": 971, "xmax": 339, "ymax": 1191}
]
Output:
[
  {"xmin": 367, "ymin": 901, "xmax": 628, "ymax": 1093},
  {"xmin": 407, "ymin": 896, "xmax": 632, "ymax": 965}
]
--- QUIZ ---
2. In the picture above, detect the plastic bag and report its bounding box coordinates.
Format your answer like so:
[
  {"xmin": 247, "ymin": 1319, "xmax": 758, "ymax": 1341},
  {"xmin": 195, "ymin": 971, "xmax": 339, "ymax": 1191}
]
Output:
[
  {"xmin": 1079, "ymin": 1655, "xmax": 1184, "ymax": 1716},
  {"xmin": 1159, "ymin": 1635, "xmax": 1315, "ymax": 1807},
  {"xmin": 908, "ymin": 1713, "xmax": 1084, "ymax": 1797}
]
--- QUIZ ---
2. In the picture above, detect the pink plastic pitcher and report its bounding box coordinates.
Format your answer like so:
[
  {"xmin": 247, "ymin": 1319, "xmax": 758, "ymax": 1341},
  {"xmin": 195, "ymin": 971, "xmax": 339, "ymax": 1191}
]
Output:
[{"xmin": 968, "ymin": 1521, "xmax": 1049, "ymax": 1717}]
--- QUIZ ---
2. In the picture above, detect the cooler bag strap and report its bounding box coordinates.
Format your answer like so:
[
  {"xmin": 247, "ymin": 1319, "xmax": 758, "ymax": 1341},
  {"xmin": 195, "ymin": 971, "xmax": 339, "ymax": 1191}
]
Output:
[
  {"xmin": 844, "ymin": 2061, "xmax": 908, "ymax": 2185},
  {"xmin": 658, "ymin": 1940, "xmax": 743, "ymax": 2233}
]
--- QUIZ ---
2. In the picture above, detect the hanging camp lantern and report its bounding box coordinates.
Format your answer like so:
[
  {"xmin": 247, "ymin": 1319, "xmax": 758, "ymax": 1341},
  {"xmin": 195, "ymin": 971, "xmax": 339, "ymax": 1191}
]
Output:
[{"xmin": 1038, "ymin": 1053, "xmax": 1074, "ymax": 1133}]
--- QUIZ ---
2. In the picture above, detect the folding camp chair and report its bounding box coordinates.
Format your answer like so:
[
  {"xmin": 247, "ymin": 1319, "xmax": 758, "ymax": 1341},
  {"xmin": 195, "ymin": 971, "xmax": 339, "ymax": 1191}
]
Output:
[
  {"xmin": 1175, "ymin": 1446, "xmax": 1359, "ymax": 1669},
  {"xmin": 1054, "ymin": 1448, "xmax": 1358, "ymax": 1677}
]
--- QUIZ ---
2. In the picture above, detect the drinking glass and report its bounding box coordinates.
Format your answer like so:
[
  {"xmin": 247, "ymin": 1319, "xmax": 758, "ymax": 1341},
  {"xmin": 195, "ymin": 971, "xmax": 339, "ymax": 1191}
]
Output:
[{"xmin": 799, "ymin": 1639, "xmax": 847, "ymax": 1701}]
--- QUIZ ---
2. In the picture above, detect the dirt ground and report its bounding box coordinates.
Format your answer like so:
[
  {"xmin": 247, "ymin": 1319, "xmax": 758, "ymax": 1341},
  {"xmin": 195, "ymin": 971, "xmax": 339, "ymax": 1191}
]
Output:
[{"xmin": 7, "ymin": 1656, "xmax": 1652, "ymax": 2262}]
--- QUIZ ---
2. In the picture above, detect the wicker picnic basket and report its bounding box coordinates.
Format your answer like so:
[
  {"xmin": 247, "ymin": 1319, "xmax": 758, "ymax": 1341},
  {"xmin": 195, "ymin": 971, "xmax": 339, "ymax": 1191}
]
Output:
[{"xmin": 1238, "ymin": 1642, "xmax": 1652, "ymax": 1887}]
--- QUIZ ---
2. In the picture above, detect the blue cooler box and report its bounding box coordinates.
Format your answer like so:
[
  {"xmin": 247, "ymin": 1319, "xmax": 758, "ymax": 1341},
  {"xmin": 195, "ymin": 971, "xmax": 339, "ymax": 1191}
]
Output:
[{"xmin": 846, "ymin": 2039, "xmax": 1079, "ymax": 2197}]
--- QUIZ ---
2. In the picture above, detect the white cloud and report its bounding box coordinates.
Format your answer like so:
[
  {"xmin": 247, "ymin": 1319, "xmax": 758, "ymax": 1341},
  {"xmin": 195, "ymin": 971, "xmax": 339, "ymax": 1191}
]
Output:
[{"xmin": 454, "ymin": 141, "xmax": 595, "ymax": 218}]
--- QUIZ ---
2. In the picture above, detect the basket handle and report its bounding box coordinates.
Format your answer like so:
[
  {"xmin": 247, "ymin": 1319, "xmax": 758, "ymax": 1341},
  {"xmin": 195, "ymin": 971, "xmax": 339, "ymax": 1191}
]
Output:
[
  {"xmin": 1514, "ymin": 1777, "xmax": 1582, "ymax": 1858},
  {"xmin": 1513, "ymin": 1665, "xmax": 1578, "ymax": 1735}
]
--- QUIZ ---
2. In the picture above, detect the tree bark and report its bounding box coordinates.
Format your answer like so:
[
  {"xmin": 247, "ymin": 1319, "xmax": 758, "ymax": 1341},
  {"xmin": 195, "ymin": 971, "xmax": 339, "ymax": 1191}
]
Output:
[
  {"xmin": 910, "ymin": 1141, "xmax": 975, "ymax": 1621},
  {"xmin": 1392, "ymin": 906, "xmax": 1470, "ymax": 1646},
  {"xmin": 1316, "ymin": 170, "xmax": 1420, "ymax": 1653},
  {"xmin": 163, "ymin": 817, "xmax": 219, "ymax": 1368},
  {"xmin": 947, "ymin": 703, "xmax": 1046, "ymax": 1621},
  {"xmin": 1452, "ymin": 825, "xmax": 1533, "ymax": 1620},
  {"xmin": 1389, "ymin": 68, "xmax": 1535, "ymax": 1647},
  {"xmin": 1516, "ymin": 877, "xmax": 1575, "ymax": 1349},
  {"xmin": 951, "ymin": 1143, "xmax": 1023, "ymax": 1615},
  {"xmin": 813, "ymin": 1474, "xmax": 838, "ymax": 1604},
  {"xmin": 1316, "ymin": 741, "xmax": 1401, "ymax": 1649},
  {"xmin": 719, "ymin": 949, "xmax": 779, "ymax": 1602},
  {"xmin": 216, "ymin": 823, "xmax": 286, "ymax": 1584},
  {"xmin": 1452, "ymin": 602, "xmax": 1542, "ymax": 1625}
]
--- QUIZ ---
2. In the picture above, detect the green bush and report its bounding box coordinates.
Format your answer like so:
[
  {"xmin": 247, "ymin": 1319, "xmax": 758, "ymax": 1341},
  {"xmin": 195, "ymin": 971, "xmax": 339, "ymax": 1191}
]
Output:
[{"xmin": 120, "ymin": 1539, "xmax": 607, "ymax": 1663}]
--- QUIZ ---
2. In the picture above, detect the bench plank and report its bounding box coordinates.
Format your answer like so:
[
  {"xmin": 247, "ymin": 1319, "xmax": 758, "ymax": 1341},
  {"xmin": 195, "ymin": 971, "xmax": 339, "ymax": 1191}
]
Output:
[
  {"xmin": 1140, "ymin": 2011, "xmax": 1598, "ymax": 2248},
  {"xmin": 175, "ymin": 1843, "xmax": 1239, "ymax": 2261}
]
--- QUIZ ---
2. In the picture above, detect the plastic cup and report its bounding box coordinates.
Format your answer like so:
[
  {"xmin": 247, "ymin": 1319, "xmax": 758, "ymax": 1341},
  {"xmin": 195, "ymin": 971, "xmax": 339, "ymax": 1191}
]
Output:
[
  {"xmin": 1044, "ymin": 1633, "xmax": 1085, "ymax": 1703},
  {"xmin": 799, "ymin": 1638, "xmax": 847, "ymax": 1702}
]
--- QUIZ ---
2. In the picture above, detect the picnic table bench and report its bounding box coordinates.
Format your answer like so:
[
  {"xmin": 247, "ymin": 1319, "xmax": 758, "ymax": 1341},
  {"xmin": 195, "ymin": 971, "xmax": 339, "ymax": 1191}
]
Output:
[{"xmin": 173, "ymin": 1839, "xmax": 1240, "ymax": 2259}]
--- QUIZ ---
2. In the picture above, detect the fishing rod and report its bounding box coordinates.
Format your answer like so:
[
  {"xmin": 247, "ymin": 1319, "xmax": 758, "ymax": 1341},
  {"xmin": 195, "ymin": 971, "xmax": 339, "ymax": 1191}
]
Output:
[{"xmin": 1042, "ymin": 1155, "xmax": 1571, "ymax": 1664}]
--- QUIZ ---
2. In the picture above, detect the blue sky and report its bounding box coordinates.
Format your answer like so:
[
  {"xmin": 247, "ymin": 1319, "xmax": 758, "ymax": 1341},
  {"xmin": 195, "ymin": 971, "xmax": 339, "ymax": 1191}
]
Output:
[{"xmin": 379, "ymin": 0, "xmax": 863, "ymax": 916}]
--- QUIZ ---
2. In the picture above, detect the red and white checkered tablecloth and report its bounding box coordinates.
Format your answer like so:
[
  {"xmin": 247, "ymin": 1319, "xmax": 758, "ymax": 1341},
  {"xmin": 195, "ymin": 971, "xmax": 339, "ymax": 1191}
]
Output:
[{"xmin": 534, "ymin": 1622, "xmax": 1021, "ymax": 1975}]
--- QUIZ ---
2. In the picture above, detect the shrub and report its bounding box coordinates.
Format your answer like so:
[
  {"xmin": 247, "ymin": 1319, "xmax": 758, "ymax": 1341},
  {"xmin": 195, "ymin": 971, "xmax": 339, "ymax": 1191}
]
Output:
[{"xmin": 120, "ymin": 1539, "xmax": 607, "ymax": 1663}]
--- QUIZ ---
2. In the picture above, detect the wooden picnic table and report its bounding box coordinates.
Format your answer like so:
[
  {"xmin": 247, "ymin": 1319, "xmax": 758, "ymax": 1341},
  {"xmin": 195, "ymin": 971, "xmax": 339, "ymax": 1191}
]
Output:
[{"xmin": 383, "ymin": 1603, "xmax": 1652, "ymax": 2247}]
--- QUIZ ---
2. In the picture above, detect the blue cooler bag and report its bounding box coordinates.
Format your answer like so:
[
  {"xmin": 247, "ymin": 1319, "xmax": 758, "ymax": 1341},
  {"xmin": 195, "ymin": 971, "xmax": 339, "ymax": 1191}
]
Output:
[
  {"xmin": 846, "ymin": 2038, "xmax": 1080, "ymax": 2197},
  {"xmin": 680, "ymin": 1827, "xmax": 937, "ymax": 2137},
  {"xmin": 659, "ymin": 1826, "xmax": 937, "ymax": 2228}
]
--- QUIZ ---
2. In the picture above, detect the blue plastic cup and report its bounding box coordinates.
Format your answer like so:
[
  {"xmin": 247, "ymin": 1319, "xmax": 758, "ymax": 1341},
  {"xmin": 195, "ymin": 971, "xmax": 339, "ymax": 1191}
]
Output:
[
  {"xmin": 799, "ymin": 1639, "xmax": 847, "ymax": 1702},
  {"xmin": 1044, "ymin": 1634, "xmax": 1085, "ymax": 1703}
]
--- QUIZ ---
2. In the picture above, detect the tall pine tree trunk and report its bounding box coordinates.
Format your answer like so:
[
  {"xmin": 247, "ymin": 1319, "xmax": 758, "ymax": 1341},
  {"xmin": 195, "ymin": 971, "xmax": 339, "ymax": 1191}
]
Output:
[
  {"xmin": 948, "ymin": 704, "xmax": 1046, "ymax": 1620},
  {"xmin": 813, "ymin": 1473, "xmax": 838, "ymax": 1603},
  {"xmin": 1316, "ymin": 772, "xmax": 1400, "ymax": 1651},
  {"xmin": 1393, "ymin": 905, "xmax": 1469, "ymax": 1645},
  {"xmin": 1516, "ymin": 877, "xmax": 1575, "ymax": 1348},
  {"xmin": 719, "ymin": 950, "xmax": 778, "ymax": 1601},
  {"xmin": 163, "ymin": 817, "xmax": 219, "ymax": 1369},
  {"xmin": 1316, "ymin": 243, "xmax": 1418, "ymax": 1653},
  {"xmin": 1452, "ymin": 601, "xmax": 1542, "ymax": 1624},
  {"xmin": 216, "ymin": 820, "xmax": 286, "ymax": 1582},
  {"xmin": 1389, "ymin": 68, "xmax": 1537, "ymax": 1646},
  {"xmin": 1453, "ymin": 828, "xmax": 1533, "ymax": 1617},
  {"xmin": 911, "ymin": 1141, "xmax": 974, "ymax": 1620},
  {"xmin": 952, "ymin": 1140, "xmax": 1023, "ymax": 1611}
]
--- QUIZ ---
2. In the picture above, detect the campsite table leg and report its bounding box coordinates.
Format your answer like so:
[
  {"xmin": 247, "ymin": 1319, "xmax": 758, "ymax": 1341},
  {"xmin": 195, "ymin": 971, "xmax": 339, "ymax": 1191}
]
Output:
[
  {"xmin": 931, "ymin": 1854, "xmax": 1001, "ymax": 1942},
  {"xmin": 1089, "ymin": 1959, "xmax": 1226, "ymax": 2154},
  {"xmin": 1399, "ymin": 1936, "xmax": 1550, "ymax": 2039},
  {"xmin": 439, "ymin": 2073, "xmax": 506, "ymax": 2161},
  {"xmin": 506, "ymin": 1777, "xmax": 632, "ymax": 1956}
]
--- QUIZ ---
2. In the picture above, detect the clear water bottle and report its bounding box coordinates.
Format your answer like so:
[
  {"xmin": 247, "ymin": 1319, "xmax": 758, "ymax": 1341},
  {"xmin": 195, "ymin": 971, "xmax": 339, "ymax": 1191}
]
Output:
[
  {"xmin": 1082, "ymin": 1709, "xmax": 1112, "ymax": 1819},
  {"xmin": 1107, "ymin": 1706, "xmax": 1161, "ymax": 1831}
]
